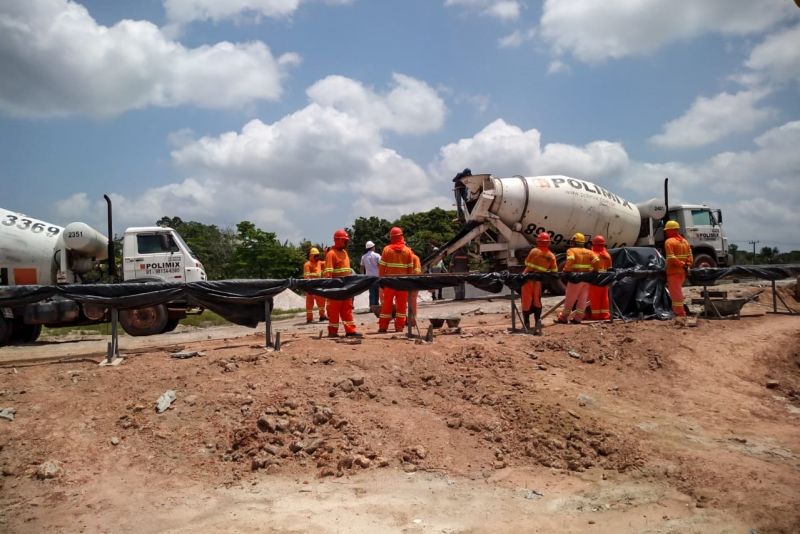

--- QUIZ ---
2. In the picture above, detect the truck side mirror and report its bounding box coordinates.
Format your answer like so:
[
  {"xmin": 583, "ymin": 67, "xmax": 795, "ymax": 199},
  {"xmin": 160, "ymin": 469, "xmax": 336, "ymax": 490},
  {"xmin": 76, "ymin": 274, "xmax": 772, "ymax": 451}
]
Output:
[
  {"xmin": 160, "ymin": 234, "xmax": 171, "ymax": 251},
  {"xmin": 715, "ymin": 210, "xmax": 722, "ymax": 225}
]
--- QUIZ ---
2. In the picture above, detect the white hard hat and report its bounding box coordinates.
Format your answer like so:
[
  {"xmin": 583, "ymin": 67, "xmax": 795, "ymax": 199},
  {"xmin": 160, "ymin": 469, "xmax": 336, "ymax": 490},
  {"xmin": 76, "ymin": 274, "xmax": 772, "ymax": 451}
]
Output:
[{"xmin": 365, "ymin": 240, "xmax": 375, "ymax": 249}]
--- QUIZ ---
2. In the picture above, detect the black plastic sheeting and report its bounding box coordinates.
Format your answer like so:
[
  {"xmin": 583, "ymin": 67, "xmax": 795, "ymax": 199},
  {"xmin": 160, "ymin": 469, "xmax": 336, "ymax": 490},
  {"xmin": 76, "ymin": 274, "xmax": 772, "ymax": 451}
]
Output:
[
  {"xmin": 1, "ymin": 259, "xmax": 798, "ymax": 327},
  {"xmin": 609, "ymin": 247, "xmax": 672, "ymax": 320}
]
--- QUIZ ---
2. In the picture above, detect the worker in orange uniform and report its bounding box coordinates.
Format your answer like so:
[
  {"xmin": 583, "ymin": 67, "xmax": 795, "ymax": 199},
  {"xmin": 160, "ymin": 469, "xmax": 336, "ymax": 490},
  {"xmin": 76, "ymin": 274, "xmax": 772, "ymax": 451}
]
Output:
[
  {"xmin": 588, "ymin": 235, "xmax": 612, "ymax": 321},
  {"xmin": 408, "ymin": 251, "xmax": 423, "ymax": 327},
  {"xmin": 521, "ymin": 232, "xmax": 558, "ymax": 335},
  {"xmin": 303, "ymin": 247, "xmax": 327, "ymax": 323},
  {"xmin": 556, "ymin": 232, "xmax": 600, "ymax": 324},
  {"xmin": 324, "ymin": 230, "xmax": 361, "ymax": 338},
  {"xmin": 378, "ymin": 227, "xmax": 414, "ymax": 332},
  {"xmin": 664, "ymin": 220, "xmax": 693, "ymax": 324}
]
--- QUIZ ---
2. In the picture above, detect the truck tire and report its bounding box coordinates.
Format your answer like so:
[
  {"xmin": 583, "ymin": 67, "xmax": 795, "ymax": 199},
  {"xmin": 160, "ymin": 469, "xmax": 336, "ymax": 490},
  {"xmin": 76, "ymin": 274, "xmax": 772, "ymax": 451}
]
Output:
[
  {"xmin": 120, "ymin": 304, "xmax": 169, "ymax": 337},
  {"xmin": 11, "ymin": 323, "xmax": 42, "ymax": 343},
  {"xmin": 0, "ymin": 317, "xmax": 12, "ymax": 347},
  {"xmin": 162, "ymin": 318, "xmax": 180, "ymax": 333},
  {"xmin": 693, "ymin": 254, "xmax": 717, "ymax": 269}
]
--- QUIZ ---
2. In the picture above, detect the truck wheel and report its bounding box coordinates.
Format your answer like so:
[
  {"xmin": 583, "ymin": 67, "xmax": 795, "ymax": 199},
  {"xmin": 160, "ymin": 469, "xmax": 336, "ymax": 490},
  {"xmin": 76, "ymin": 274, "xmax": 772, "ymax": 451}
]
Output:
[
  {"xmin": 693, "ymin": 254, "xmax": 717, "ymax": 269},
  {"xmin": 162, "ymin": 318, "xmax": 180, "ymax": 333},
  {"xmin": 0, "ymin": 317, "xmax": 12, "ymax": 347},
  {"xmin": 11, "ymin": 323, "xmax": 42, "ymax": 343},
  {"xmin": 120, "ymin": 305, "xmax": 169, "ymax": 336}
]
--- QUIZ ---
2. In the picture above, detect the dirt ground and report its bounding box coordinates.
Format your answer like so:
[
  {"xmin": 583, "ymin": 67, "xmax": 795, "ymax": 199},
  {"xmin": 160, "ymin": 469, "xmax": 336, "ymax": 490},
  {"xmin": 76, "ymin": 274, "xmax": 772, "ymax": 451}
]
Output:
[{"xmin": 1, "ymin": 282, "xmax": 799, "ymax": 533}]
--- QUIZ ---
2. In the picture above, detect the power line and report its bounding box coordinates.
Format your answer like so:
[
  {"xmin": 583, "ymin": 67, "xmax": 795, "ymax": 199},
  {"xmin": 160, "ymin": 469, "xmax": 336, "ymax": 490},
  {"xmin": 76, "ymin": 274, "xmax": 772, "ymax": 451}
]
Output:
[{"xmin": 747, "ymin": 240, "xmax": 760, "ymax": 265}]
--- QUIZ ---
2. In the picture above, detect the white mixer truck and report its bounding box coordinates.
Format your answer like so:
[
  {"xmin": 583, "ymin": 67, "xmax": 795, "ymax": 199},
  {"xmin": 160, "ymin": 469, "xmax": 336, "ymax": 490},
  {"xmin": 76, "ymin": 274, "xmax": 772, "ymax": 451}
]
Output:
[
  {"xmin": 432, "ymin": 173, "xmax": 729, "ymax": 277},
  {"xmin": 0, "ymin": 206, "xmax": 206, "ymax": 346}
]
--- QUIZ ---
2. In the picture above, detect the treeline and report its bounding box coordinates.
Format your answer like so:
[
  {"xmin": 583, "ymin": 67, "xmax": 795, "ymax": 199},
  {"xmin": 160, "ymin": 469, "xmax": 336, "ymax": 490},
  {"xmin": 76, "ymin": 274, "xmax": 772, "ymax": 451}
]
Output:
[
  {"xmin": 155, "ymin": 208, "xmax": 459, "ymax": 280},
  {"xmin": 729, "ymin": 244, "xmax": 800, "ymax": 265}
]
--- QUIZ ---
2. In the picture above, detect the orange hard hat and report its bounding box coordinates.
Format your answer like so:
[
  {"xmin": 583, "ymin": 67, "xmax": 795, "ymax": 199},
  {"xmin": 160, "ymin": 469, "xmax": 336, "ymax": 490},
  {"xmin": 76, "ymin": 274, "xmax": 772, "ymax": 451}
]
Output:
[
  {"xmin": 536, "ymin": 232, "xmax": 551, "ymax": 244},
  {"xmin": 389, "ymin": 227, "xmax": 403, "ymax": 238},
  {"xmin": 592, "ymin": 235, "xmax": 606, "ymax": 246},
  {"xmin": 333, "ymin": 229, "xmax": 349, "ymax": 241}
]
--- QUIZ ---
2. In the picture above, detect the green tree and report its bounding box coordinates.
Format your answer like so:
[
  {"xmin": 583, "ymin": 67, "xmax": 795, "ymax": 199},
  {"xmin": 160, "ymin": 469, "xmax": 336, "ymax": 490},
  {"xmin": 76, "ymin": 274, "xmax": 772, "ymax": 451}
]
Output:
[
  {"xmin": 232, "ymin": 221, "xmax": 305, "ymax": 279},
  {"xmin": 392, "ymin": 207, "xmax": 460, "ymax": 260},
  {"xmin": 347, "ymin": 216, "xmax": 392, "ymax": 259},
  {"xmin": 156, "ymin": 216, "xmax": 236, "ymax": 280}
]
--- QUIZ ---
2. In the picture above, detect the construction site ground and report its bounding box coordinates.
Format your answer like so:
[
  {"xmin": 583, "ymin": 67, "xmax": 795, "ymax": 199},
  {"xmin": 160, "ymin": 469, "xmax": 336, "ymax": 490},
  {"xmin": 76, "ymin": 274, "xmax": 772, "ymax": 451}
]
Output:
[{"xmin": 1, "ymin": 280, "xmax": 799, "ymax": 533}]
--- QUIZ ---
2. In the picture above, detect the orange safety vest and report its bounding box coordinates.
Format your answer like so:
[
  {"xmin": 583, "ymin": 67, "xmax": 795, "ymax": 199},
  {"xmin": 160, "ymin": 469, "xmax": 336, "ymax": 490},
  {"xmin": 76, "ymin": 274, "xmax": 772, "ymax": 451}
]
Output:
[
  {"xmin": 303, "ymin": 259, "xmax": 323, "ymax": 279},
  {"xmin": 564, "ymin": 247, "xmax": 599, "ymax": 272},
  {"xmin": 665, "ymin": 236, "xmax": 693, "ymax": 274},
  {"xmin": 324, "ymin": 248, "xmax": 351, "ymax": 278},
  {"xmin": 523, "ymin": 247, "xmax": 558, "ymax": 273},
  {"xmin": 379, "ymin": 245, "xmax": 414, "ymax": 276}
]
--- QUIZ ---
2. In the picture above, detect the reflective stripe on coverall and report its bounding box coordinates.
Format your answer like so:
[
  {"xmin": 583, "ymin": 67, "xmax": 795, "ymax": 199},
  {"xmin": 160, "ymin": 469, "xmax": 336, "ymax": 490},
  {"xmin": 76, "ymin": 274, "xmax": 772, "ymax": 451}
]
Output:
[
  {"xmin": 324, "ymin": 248, "xmax": 357, "ymax": 334},
  {"xmin": 588, "ymin": 248, "xmax": 612, "ymax": 320},
  {"xmin": 521, "ymin": 247, "xmax": 558, "ymax": 312},
  {"xmin": 665, "ymin": 234, "xmax": 693, "ymax": 317},
  {"xmin": 409, "ymin": 253, "xmax": 422, "ymax": 327},
  {"xmin": 557, "ymin": 247, "xmax": 600, "ymax": 322},
  {"xmin": 303, "ymin": 259, "xmax": 326, "ymax": 321},
  {"xmin": 379, "ymin": 243, "xmax": 414, "ymax": 331}
]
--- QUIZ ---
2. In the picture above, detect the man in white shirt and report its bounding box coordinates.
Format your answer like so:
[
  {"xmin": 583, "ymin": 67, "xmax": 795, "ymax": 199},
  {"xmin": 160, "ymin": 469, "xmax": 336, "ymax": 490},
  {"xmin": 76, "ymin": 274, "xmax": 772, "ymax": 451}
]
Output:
[{"xmin": 360, "ymin": 241, "xmax": 382, "ymax": 307}]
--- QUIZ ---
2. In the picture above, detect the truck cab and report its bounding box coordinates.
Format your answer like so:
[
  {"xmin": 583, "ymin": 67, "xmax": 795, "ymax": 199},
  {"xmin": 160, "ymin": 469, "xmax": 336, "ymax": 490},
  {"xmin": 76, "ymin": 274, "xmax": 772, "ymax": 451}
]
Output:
[
  {"xmin": 664, "ymin": 205, "xmax": 729, "ymax": 268},
  {"xmin": 122, "ymin": 227, "xmax": 206, "ymax": 283}
]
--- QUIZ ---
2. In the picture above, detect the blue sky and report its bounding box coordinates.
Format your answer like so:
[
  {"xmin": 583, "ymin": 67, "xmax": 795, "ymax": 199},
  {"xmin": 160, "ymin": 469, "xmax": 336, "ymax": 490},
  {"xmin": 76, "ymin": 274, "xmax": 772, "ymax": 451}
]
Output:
[{"xmin": 2, "ymin": 0, "xmax": 799, "ymax": 251}]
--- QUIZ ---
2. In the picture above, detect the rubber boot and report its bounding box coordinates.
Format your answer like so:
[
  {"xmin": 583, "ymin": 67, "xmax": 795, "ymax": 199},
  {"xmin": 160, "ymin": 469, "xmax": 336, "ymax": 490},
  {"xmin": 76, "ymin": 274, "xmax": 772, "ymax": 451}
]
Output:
[
  {"xmin": 532, "ymin": 307, "xmax": 543, "ymax": 336},
  {"xmin": 522, "ymin": 311, "xmax": 531, "ymax": 331}
]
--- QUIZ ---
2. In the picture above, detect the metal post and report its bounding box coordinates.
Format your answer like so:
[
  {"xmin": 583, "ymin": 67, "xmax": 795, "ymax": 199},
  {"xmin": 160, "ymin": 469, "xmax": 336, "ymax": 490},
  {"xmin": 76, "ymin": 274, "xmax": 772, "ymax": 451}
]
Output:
[
  {"xmin": 107, "ymin": 307, "xmax": 119, "ymax": 363},
  {"xmin": 703, "ymin": 284, "xmax": 709, "ymax": 318},
  {"xmin": 264, "ymin": 299, "xmax": 273, "ymax": 348},
  {"xmin": 406, "ymin": 295, "xmax": 413, "ymax": 338},
  {"xmin": 510, "ymin": 288, "xmax": 517, "ymax": 331},
  {"xmin": 772, "ymin": 280, "xmax": 777, "ymax": 313}
]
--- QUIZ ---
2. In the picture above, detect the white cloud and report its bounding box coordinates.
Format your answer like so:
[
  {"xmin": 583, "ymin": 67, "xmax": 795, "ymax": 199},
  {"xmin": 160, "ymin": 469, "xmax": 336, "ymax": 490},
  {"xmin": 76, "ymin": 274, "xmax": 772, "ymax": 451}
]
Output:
[
  {"xmin": 163, "ymin": 0, "xmax": 354, "ymax": 28},
  {"xmin": 0, "ymin": 0, "xmax": 298, "ymax": 118},
  {"xmin": 430, "ymin": 119, "xmax": 627, "ymax": 181},
  {"xmin": 498, "ymin": 28, "xmax": 537, "ymax": 48},
  {"xmin": 546, "ymin": 59, "xmax": 569, "ymax": 75},
  {"xmin": 649, "ymin": 89, "xmax": 777, "ymax": 149},
  {"xmin": 84, "ymin": 74, "xmax": 449, "ymax": 240},
  {"xmin": 54, "ymin": 193, "xmax": 92, "ymax": 222},
  {"xmin": 540, "ymin": 0, "xmax": 797, "ymax": 63},
  {"xmin": 744, "ymin": 23, "xmax": 800, "ymax": 86},
  {"xmin": 445, "ymin": 0, "xmax": 521, "ymax": 21},
  {"xmin": 306, "ymin": 74, "xmax": 446, "ymax": 134}
]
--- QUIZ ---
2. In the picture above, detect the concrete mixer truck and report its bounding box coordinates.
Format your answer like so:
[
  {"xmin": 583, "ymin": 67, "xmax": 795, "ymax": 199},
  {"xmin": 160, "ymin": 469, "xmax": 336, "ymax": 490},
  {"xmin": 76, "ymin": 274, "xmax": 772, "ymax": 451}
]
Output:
[
  {"xmin": 0, "ymin": 206, "xmax": 206, "ymax": 347},
  {"xmin": 429, "ymin": 173, "xmax": 729, "ymax": 284}
]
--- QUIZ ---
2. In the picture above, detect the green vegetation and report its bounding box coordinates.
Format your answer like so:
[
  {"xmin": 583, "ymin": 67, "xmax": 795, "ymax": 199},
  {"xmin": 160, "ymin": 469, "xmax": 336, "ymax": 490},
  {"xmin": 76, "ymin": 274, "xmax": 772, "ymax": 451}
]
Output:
[
  {"xmin": 729, "ymin": 243, "xmax": 800, "ymax": 265},
  {"xmin": 149, "ymin": 207, "xmax": 460, "ymax": 280}
]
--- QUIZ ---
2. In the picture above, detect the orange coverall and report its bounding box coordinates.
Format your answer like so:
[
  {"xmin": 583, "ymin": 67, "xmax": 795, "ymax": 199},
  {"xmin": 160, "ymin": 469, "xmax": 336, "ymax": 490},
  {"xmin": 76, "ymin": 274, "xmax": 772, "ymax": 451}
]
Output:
[
  {"xmin": 588, "ymin": 247, "xmax": 612, "ymax": 320},
  {"xmin": 324, "ymin": 248, "xmax": 357, "ymax": 335},
  {"xmin": 521, "ymin": 247, "xmax": 558, "ymax": 312},
  {"xmin": 557, "ymin": 247, "xmax": 600, "ymax": 323},
  {"xmin": 303, "ymin": 258, "xmax": 326, "ymax": 322},
  {"xmin": 378, "ymin": 242, "xmax": 414, "ymax": 331},
  {"xmin": 665, "ymin": 234, "xmax": 693, "ymax": 317}
]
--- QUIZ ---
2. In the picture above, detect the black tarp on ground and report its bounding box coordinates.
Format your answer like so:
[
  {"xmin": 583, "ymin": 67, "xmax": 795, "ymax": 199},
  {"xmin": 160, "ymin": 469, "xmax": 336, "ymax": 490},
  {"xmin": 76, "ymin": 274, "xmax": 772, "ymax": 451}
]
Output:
[
  {"xmin": 2, "ymin": 260, "xmax": 798, "ymax": 327},
  {"xmin": 609, "ymin": 247, "xmax": 673, "ymax": 320}
]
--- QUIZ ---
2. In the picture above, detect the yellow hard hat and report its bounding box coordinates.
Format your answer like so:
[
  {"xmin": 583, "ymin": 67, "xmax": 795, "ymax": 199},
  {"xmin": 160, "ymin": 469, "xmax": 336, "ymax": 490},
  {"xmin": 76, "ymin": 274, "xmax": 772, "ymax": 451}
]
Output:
[
  {"xmin": 309, "ymin": 247, "xmax": 320, "ymax": 256},
  {"xmin": 571, "ymin": 232, "xmax": 585, "ymax": 244},
  {"xmin": 665, "ymin": 220, "xmax": 680, "ymax": 231}
]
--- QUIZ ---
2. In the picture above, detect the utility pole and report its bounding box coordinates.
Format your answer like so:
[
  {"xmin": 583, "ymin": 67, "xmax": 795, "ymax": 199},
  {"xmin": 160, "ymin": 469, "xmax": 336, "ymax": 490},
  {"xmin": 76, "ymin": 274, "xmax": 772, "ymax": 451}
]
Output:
[{"xmin": 748, "ymin": 240, "xmax": 759, "ymax": 264}]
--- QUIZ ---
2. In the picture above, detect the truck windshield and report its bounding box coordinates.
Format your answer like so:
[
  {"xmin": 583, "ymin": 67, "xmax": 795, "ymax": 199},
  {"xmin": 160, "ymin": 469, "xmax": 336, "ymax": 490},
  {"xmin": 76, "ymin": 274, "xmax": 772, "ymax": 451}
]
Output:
[
  {"xmin": 171, "ymin": 232, "xmax": 198, "ymax": 261},
  {"xmin": 691, "ymin": 209, "xmax": 715, "ymax": 226},
  {"xmin": 137, "ymin": 234, "xmax": 179, "ymax": 254}
]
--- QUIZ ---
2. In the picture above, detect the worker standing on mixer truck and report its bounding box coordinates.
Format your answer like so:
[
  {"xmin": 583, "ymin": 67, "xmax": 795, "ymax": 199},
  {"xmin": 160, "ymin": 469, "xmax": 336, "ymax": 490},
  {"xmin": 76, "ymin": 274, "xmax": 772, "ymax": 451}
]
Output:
[
  {"xmin": 303, "ymin": 247, "xmax": 327, "ymax": 323},
  {"xmin": 556, "ymin": 233, "xmax": 600, "ymax": 324},
  {"xmin": 324, "ymin": 230, "xmax": 361, "ymax": 338},
  {"xmin": 587, "ymin": 235, "xmax": 612, "ymax": 321},
  {"xmin": 378, "ymin": 227, "xmax": 415, "ymax": 333},
  {"xmin": 664, "ymin": 220, "xmax": 693, "ymax": 324},
  {"xmin": 521, "ymin": 232, "xmax": 558, "ymax": 335}
]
